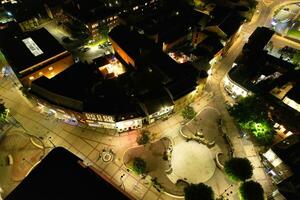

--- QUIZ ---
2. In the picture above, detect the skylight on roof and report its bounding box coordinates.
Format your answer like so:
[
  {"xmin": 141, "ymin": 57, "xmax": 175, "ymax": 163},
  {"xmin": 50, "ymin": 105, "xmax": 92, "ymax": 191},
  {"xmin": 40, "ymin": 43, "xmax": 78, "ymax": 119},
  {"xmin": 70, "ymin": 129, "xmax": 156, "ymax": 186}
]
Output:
[{"xmin": 22, "ymin": 37, "xmax": 44, "ymax": 57}]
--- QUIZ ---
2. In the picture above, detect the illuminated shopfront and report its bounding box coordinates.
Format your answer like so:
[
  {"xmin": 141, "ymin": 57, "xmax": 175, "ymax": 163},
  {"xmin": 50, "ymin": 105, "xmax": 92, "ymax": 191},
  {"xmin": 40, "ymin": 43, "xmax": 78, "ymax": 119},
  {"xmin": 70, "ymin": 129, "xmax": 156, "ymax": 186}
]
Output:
[
  {"xmin": 223, "ymin": 74, "xmax": 249, "ymax": 98},
  {"xmin": 84, "ymin": 113, "xmax": 115, "ymax": 129},
  {"xmin": 115, "ymin": 118, "xmax": 143, "ymax": 132},
  {"xmin": 83, "ymin": 113, "xmax": 143, "ymax": 132},
  {"xmin": 37, "ymin": 103, "xmax": 78, "ymax": 125},
  {"xmin": 148, "ymin": 105, "xmax": 174, "ymax": 123}
]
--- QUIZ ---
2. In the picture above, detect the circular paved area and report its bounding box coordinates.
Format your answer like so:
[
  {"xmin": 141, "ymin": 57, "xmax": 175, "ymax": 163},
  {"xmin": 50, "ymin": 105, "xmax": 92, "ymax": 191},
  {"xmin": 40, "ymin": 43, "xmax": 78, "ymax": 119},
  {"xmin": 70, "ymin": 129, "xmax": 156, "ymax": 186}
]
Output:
[{"xmin": 170, "ymin": 141, "xmax": 216, "ymax": 184}]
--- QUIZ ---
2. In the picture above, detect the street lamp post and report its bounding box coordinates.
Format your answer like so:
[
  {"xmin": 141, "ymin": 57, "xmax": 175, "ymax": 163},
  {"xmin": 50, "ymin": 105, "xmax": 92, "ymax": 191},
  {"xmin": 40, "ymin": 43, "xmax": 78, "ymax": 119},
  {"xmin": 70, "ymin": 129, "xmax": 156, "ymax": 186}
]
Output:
[
  {"xmin": 119, "ymin": 173, "xmax": 126, "ymax": 190},
  {"xmin": 48, "ymin": 136, "xmax": 56, "ymax": 148}
]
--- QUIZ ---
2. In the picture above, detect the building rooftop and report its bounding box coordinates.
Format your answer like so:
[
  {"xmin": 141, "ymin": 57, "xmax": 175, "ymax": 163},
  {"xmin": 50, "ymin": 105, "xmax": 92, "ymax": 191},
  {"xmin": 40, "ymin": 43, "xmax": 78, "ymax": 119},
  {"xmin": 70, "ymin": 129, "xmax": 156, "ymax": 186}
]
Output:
[
  {"xmin": 286, "ymin": 83, "xmax": 300, "ymax": 104},
  {"xmin": 277, "ymin": 173, "xmax": 300, "ymax": 200},
  {"xmin": 5, "ymin": 147, "xmax": 131, "ymax": 200},
  {"xmin": 229, "ymin": 51, "xmax": 298, "ymax": 94},
  {"xmin": 30, "ymin": 62, "xmax": 143, "ymax": 119},
  {"xmin": 271, "ymin": 134, "xmax": 300, "ymax": 172},
  {"xmin": 64, "ymin": 1, "xmax": 119, "ymax": 24},
  {"xmin": 209, "ymin": 6, "xmax": 245, "ymax": 37},
  {"xmin": 245, "ymin": 26, "xmax": 275, "ymax": 51},
  {"xmin": 109, "ymin": 25, "xmax": 155, "ymax": 61},
  {"xmin": 0, "ymin": 27, "xmax": 66, "ymax": 74},
  {"xmin": 192, "ymin": 35, "xmax": 224, "ymax": 60}
]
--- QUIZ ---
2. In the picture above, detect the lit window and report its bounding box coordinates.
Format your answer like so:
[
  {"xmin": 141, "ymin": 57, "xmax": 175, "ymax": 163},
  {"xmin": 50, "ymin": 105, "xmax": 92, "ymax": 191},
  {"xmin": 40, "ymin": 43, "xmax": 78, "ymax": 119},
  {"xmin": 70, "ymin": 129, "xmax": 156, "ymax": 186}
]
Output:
[
  {"xmin": 29, "ymin": 76, "xmax": 34, "ymax": 80},
  {"xmin": 48, "ymin": 67, "xmax": 53, "ymax": 71}
]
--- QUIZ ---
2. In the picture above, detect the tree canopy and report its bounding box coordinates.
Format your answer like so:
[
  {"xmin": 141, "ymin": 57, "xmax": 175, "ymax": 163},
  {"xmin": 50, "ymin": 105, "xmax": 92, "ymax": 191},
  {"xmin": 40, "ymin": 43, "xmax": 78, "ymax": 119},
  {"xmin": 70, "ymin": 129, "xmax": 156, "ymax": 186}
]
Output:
[
  {"xmin": 181, "ymin": 105, "xmax": 197, "ymax": 120},
  {"xmin": 0, "ymin": 103, "xmax": 8, "ymax": 123},
  {"xmin": 137, "ymin": 131, "xmax": 150, "ymax": 145},
  {"xmin": 228, "ymin": 95, "xmax": 275, "ymax": 145},
  {"xmin": 132, "ymin": 157, "xmax": 146, "ymax": 175},
  {"xmin": 184, "ymin": 183, "xmax": 214, "ymax": 200},
  {"xmin": 239, "ymin": 180, "xmax": 264, "ymax": 200},
  {"xmin": 224, "ymin": 157, "xmax": 253, "ymax": 182}
]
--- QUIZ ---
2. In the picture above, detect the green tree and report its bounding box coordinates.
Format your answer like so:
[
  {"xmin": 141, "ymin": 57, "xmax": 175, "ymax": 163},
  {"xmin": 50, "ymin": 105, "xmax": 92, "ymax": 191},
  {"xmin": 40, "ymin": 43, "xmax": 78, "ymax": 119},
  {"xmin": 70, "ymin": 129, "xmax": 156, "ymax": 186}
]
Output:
[
  {"xmin": 224, "ymin": 157, "xmax": 253, "ymax": 182},
  {"xmin": 132, "ymin": 157, "xmax": 146, "ymax": 175},
  {"xmin": 184, "ymin": 183, "xmax": 214, "ymax": 200},
  {"xmin": 0, "ymin": 103, "xmax": 8, "ymax": 123},
  {"xmin": 181, "ymin": 105, "xmax": 197, "ymax": 120},
  {"xmin": 239, "ymin": 180, "xmax": 264, "ymax": 200},
  {"xmin": 292, "ymin": 51, "xmax": 300, "ymax": 70},
  {"xmin": 228, "ymin": 95, "xmax": 268, "ymax": 123},
  {"xmin": 229, "ymin": 95, "xmax": 275, "ymax": 145},
  {"xmin": 137, "ymin": 131, "xmax": 150, "ymax": 145},
  {"xmin": 247, "ymin": 0, "xmax": 258, "ymax": 9}
]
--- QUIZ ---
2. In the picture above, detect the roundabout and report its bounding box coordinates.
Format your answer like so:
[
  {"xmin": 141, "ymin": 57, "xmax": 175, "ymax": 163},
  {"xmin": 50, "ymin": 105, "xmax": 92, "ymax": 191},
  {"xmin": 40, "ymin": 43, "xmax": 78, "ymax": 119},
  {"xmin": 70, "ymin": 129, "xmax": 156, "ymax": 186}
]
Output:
[{"xmin": 169, "ymin": 141, "xmax": 216, "ymax": 184}]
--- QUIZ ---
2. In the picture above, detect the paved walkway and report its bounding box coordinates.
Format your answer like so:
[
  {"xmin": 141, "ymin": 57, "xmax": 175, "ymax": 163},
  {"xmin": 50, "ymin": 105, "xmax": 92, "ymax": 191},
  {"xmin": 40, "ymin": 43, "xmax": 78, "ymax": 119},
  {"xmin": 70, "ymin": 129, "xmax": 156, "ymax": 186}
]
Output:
[{"xmin": 170, "ymin": 141, "xmax": 216, "ymax": 184}]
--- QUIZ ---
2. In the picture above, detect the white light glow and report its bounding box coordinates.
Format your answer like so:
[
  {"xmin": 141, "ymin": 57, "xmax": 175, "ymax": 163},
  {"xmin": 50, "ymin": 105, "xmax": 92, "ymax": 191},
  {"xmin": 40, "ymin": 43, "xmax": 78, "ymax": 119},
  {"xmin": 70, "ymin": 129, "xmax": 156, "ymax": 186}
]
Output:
[{"xmin": 22, "ymin": 37, "xmax": 43, "ymax": 56}]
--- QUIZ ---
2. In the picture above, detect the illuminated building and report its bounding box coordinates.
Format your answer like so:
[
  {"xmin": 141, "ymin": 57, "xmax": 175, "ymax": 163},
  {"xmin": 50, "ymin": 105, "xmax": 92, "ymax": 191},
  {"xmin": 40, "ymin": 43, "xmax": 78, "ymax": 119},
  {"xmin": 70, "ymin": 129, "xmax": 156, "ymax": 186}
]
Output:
[
  {"xmin": 224, "ymin": 27, "xmax": 300, "ymax": 133},
  {"xmin": 262, "ymin": 134, "xmax": 300, "ymax": 200},
  {"xmin": 0, "ymin": 27, "xmax": 74, "ymax": 87},
  {"xmin": 23, "ymin": 25, "xmax": 200, "ymax": 132}
]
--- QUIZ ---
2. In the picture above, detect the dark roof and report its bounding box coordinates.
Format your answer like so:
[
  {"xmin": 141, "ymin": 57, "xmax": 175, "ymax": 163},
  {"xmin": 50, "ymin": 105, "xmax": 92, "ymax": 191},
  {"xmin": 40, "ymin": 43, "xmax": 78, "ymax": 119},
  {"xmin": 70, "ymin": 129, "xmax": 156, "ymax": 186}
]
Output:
[
  {"xmin": 193, "ymin": 35, "xmax": 223, "ymax": 60},
  {"xmin": 277, "ymin": 174, "xmax": 300, "ymax": 200},
  {"xmin": 228, "ymin": 50, "xmax": 297, "ymax": 94},
  {"xmin": 286, "ymin": 83, "xmax": 300, "ymax": 104},
  {"xmin": 271, "ymin": 134, "xmax": 300, "ymax": 172},
  {"xmin": 31, "ymin": 62, "xmax": 143, "ymax": 119},
  {"xmin": 166, "ymin": 78, "xmax": 197, "ymax": 100},
  {"xmin": 192, "ymin": 9, "xmax": 211, "ymax": 28},
  {"xmin": 0, "ymin": 21, "xmax": 22, "ymax": 37},
  {"xmin": 218, "ymin": 13, "xmax": 245, "ymax": 37},
  {"xmin": 30, "ymin": 24, "xmax": 199, "ymax": 119},
  {"xmin": 209, "ymin": 6, "xmax": 245, "ymax": 37},
  {"xmin": 5, "ymin": 147, "xmax": 131, "ymax": 200},
  {"xmin": 2, "ymin": 0, "xmax": 43, "ymax": 22},
  {"xmin": 0, "ymin": 27, "xmax": 66, "ymax": 74},
  {"xmin": 146, "ymin": 51, "xmax": 198, "ymax": 84},
  {"xmin": 137, "ymin": 87, "xmax": 173, "ymax": 114},
  {"xmin": 136, "ymin": 13, "xmax": 189, "ymax": 37},
  {"xmin": 64, "ymin": 0, "xmax": 119, "ymax": 23},
  {"xmin": 245, "ymin": 27, "xmax": 274, "ymax": 51},
  {"xmin": 109, "ymin": 25, "xmax": 155, "ymax": 60}
]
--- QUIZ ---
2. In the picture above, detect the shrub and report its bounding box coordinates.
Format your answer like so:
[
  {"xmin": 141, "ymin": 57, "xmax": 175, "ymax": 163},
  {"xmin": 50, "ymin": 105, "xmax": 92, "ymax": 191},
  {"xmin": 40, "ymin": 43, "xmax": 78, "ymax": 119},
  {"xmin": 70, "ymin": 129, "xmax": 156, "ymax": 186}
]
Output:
[
  {"xmin": 132, "ymin": 157, "xmax": 146, "ymax": 175},
  {"xmin": 239, "ymin": 180, "xmax": 264, "ymax": 200},
  {"xmin": 184, "ymin": 183, "xmax": 214, "ymax": 200},
  {"xmin": 224, "ymin": 157, "xmax": 253, "ymax": 182}
]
